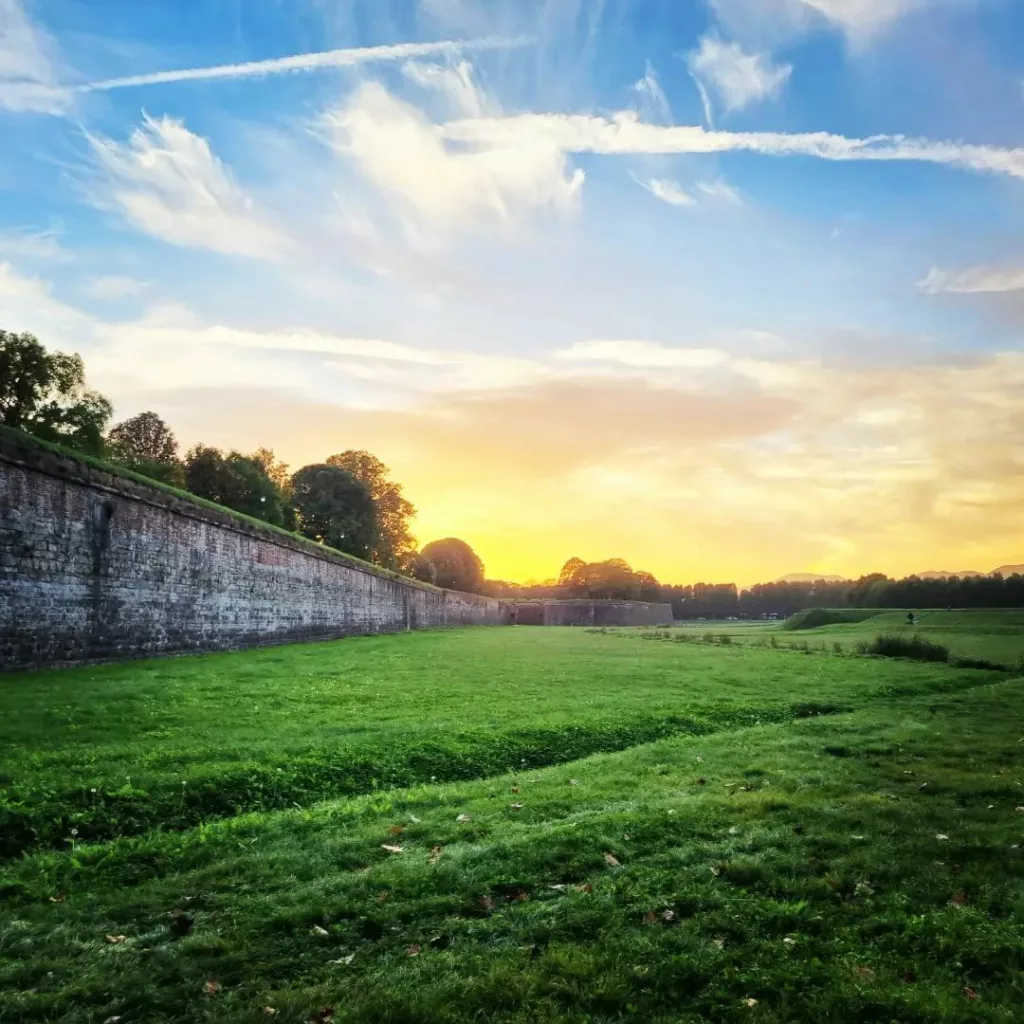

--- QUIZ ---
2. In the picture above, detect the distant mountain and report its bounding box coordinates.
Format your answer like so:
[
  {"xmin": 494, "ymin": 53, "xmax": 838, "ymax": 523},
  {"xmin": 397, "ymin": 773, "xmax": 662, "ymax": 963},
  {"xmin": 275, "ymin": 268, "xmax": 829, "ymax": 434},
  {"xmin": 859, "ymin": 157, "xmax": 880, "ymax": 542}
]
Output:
[
  {"xmin": 912, "ymin": 570, "xmax": 986, "ymax": 580},
  {"xmin": 991, "ymin": 564, "xmax": 1024, "ymax": 576},
  {"xmin": 774, "ymin": 574, "xmax": 849, "ymax": 584}
]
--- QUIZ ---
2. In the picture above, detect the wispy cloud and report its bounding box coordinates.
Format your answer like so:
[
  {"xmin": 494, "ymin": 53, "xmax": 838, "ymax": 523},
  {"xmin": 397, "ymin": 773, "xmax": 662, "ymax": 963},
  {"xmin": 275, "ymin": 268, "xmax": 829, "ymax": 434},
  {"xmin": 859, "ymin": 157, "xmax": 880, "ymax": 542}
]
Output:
[
  {"xmin": 84, "ymin": 274, "xmax": 149, "ymax": 300},
  {"xmin": 322, "ymin": 76, "xmax": 584, "ymax": 243},
  {"xmin": 76, "ymin": 36, "xmax": 527, "ymax": 93},
  {"xmin": 635, "ymin": 177, "xmax": 696, "ymax": 206},
  {"xmin": 800, "ymin": 0, "xmax": 929, "ymax": 36},
  {"xmin": 633, "ymin": 62, "xmax": 672, "ymax": 123},
  {"xmin": 0, "ymin": 0, "xmax": 71, "ymax": 113},
  {"xmin": 919, "ymin": 263, "xmax": 1024, "ymax": 294},
  {"xmin": 687, "ymin": 34, "xmax": 792, "ymax": 113},
  {"xmin": 0, "ymin": 227, "xmax": 72, "ymax": 262},
  {"xmin": 696, "ymin": 177, "xmax": 744, "ymax": 204},
  {"xmin": 442, "ymin": 112, "xmax": 1024, "ymax": 180},
  {"xmin": 87, "ymin": 114, "xmax": 290, "ymax": 258}
]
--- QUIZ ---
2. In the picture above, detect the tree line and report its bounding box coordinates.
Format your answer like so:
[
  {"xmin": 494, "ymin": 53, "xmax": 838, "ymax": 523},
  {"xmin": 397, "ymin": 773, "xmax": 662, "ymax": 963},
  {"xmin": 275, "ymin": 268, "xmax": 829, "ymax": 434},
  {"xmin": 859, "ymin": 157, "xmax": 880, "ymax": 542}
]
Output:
[
  {"xmin": 3, "ymin": 330, "xmax": 1021, "ymax": 609},
  {"xmin": 1, "ymin": 330, "xmax": 485, "ymax": 589}
]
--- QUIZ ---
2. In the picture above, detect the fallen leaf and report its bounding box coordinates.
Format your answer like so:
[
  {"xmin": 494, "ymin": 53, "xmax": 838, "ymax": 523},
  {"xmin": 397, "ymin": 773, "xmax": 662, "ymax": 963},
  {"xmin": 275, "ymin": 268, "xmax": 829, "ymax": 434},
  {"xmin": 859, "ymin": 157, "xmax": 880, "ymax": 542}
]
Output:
[
  {"xmin": 950, "ymin": 891, "xmax": 969, "ymax": 907},
  {"xmin": 568, "ymin": 779, "xmax": 579, "ymax": 786},
  {"xmin": 510, "ymin": 802, "xmax": 524, "ymax": 810},
  {"xmin": 456, "ymin": 814, "xmax": 472, "ymax": 823},
  {"xmin": 963, "ymin": 987, "xmax": 979, "ymax": 1001},
  {"xmin": 103, "ymin": 1018, "xmax": 122, "ymax": 1023},
  {"xmin": 203, "ymin": 980, "xmax": 221, "ymax": 996},
  {"xmin": 310, "ymin": 925, "xmax": 329, "ymax": 937},
  {"xmin": 643, "ymin": 910, "xmax": 657, "ymax": 925},
  {"xmin": 511, "ymin": 889, "xmax": 529, "ymax": 902},
  {"xmin": 712, "ymin": 937, "xmax": 726, "ymax": 950},
  {"xmin": 388, "ymin": 825, "xmax": 404, "ymax": 837},
  {"xmin": 783, "ymin": 937, "xmax": 797, "ymax": 946},
  {"xmin": 328, "ymin": 953, "xmax": 356, "ymax": 965},
  {"xmin": 696, "ymin": 756, "xmax": 704, "ymax": 763},
  {"xmin": 105, "ymin": 935, "xmax": 126, "ymax": 944},
  {"xmin": 406, "ymin": 944, "xmax": 421, "ymax": 956},
  {"xmin": 744, "ymin": 998, "xmax": 758, "ymax": 1008},
  {"xmin": 378, "ymin": 890, "xmax": 389, "ymax": 901},
  {"xmin": 604, "ymin": 852, "xmax": 621, "ymax": 867},
  {"xmin": 575, "ymin": 883, "xmax": 593, "ymax": 894},
  {"xmin": 918, "ymin": 782, "xmax": 929, "ymax": 790},
  {"xmin": 381, "ymin": 844, "xmax": 403, "ymax": 854},
  {"xmin": 409, "ymin": 814, "xmax": 421, "ymax": 823},
  {"xmin": 314, "ymin": 1007, "xmax": 335, "ymax": 1023},
  {"xmin": 530, "ymin": 776, "xmax": 541, "ymax": 783},
  {"xmin": 728, "ymin": 826, "xmax": 740, "ymax": 836},
  {"xmin": 478, "ymin": 896, "xmax": 495, "ymax": 911},
  {"xmin": 428, "ymin": 845, "xmax": 443, "ymax": 864},
  {"xmin": 49, "ymin": 893, "xmax": 66, "ymax": 904},
  {"xmin": 855, "ymin": 881, "xmax": 874, "ymax": 897},
  {"xmin": 660, "ymin": 909, "xmax": 676, "ymax": 922},
  {"xmin": 1016, "ymin": 807, "xmax": 1024, "ymax": 813},
  {"xmin": 710, "ymin": 865, "xmax": 722, "ymax": 877},
  {"xmin": 430, "ymin": 934, "xmax": 451, "ymax": 949},
  {"xmin": 263, "ymin": 1009, "xmax": 278, "ymax": 1017},
  {"xmin": 511, "ymin": 785, "xmax": 520, "ymax": 794},
  {"xmin": 855, "ymin": 966, "xmax": 875, "ymax": 980},
  {"xmin": 935, "ymin": 834, "xmax": 950, "ymax": 841}
]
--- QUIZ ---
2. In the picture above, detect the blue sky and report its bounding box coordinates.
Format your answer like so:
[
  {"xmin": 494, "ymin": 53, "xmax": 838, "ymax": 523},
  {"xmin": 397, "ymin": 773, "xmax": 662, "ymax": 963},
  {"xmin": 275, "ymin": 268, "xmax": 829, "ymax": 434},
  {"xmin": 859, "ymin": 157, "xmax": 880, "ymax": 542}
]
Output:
[{"xmin": 2, "ymin": 0, "xmax": 1023, "ymax": 583}]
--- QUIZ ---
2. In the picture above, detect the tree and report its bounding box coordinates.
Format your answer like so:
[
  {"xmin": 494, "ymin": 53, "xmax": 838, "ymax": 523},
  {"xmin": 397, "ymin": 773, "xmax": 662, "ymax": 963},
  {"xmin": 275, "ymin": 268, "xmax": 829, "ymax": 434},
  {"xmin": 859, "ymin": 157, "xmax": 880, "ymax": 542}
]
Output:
[
  {"xmin": 184, "ymin": 444, "xmax": 287, "ymax": 526},
  {"xmin": 0, "ymin": 330, "xmax": 112, "ymax": 454},
  {"xmin": 291, "ymin": 464, "xmax": 378, "ymax": 559},
  {"xmin": 557, "ymin": 557, "xmax": 587, "ymax": 592},
  {"xmin": 106, "ymin": 411, "xmax": 184, "ymax": 486},
  {"xmin": 250, "ymin": 448, "xmax": 296, "ymax": 529},
  {"xmin": 326, "ymin": 450, "xmax": 416, "ymax": 569},
  {"xmin": 420, "ymin": 538, "xmax": 485, "ymax": 593}
]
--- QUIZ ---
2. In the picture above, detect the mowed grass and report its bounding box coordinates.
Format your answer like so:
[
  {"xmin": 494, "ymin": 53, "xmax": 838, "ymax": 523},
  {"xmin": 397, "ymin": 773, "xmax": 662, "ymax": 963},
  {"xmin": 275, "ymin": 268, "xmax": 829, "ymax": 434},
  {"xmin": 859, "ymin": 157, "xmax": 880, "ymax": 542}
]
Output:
[
  {"xmin": 665, "ymin": 610, "xmax": 1024, "ymax": 666},
  {"xmin": 3, "ymin": 673, "xmax": 1024, "ymax": 1022},
  {"xmin": 0, "ymin": 629, "xmax": 993, "ymax": 856}
]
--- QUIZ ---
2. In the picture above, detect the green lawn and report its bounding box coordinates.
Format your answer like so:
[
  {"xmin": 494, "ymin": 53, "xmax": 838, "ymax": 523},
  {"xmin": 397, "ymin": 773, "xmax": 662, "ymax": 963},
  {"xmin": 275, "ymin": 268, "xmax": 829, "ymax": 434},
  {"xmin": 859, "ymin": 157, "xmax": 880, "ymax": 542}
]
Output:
[
  {"xmin": 3, "ymin": 624, "xmax": 1024, "ymax": 1022},
  {"xmin": 664, "ymin": 609, "xmax": 1024, "ymax": 666}
]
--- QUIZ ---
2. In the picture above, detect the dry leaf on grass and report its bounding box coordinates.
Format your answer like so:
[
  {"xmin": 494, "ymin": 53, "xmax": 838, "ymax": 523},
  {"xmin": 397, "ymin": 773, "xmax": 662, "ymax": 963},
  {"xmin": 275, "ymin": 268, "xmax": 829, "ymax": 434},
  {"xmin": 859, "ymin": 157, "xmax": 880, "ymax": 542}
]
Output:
[
  {"xmin": 104, "ymin": 935, "xmax": 126, "ymax": 944},
  {"xmin": 710, "ymin": 865, "xmax": 722, "ymax": 877},
  {"xmin": 511, "ymin": 785, "xmax": 520, "ymax": 794},
  {"xmin": 604, "ymin": 852, "xmax": 621, "ymax": 867},
  {"xmin": 409, "ymin": 814, "xmax": 421, "ymax": 823},
  {"xmin": 963, "ymin": 987, "xmax": 979, "ymax": 1000},
  {"xmin": 935, "ymin": 834, "xmax": 950, "ymax": 841},
  {"xmin": 510, "ymin": 802, "xmax": 524, "ymax": 810},
  {"xmin": 661, "ymin": 909, "xmax": 676, "ymax": 922},
  {"xmin": 456, "ymin": 814, "xmax": 472, "ymax": 823},
  {"xmin": 263, "ymin": 1009, "xmax": 278, "ymax": 1017},
  {"xmin": 428, "ymin": 845, "xmax": 443, "ymax": 864},
  {"xmin": 381, "ymin": 844, "xmax": 403, "ymax": 854},
  {"xmin": 712, "ymin": 937, "xmax": 726, "ymax": 950},
  {"xmin": 406, "ymin": 944, "xmax": 421, "ymax": 957},
  {"xmin": 378, "ymin": 891, "xmax": 389, "ymax": 901},
  {"xmin": 744, "ymin": 998, "xmax": 758, "ymax": 1008},
  {"xmin": 102, "ymin": 1017, "xmax": 122, "ymax": 1023},
  {"xmin": 388, "ymin": 825, "xmax": 404, "ymax": 837},
  {"xmin": 310, "ymin": 925, "xmax": 329, "ymax": 937},
  {"xmin": 644, "ymin": 911, "xmax": 657, "ymax": 925},
  {"xmin": 950, "ymin": 891, "xmax": 969, "ymax": 907},
  {"xmin": 314, "ymin": 1006, "xmax": 334, "ymax": 1023},
  {"xmin": 328, "ymin": 954, "xmax": 356, "ymax": 965},
  {"xmin": 203, "ymin": 980, "xmax": 221, "ymax": 996},
  {"xmin": 576, "ymin": 883, "xmax": 593, "ymax": 893},
  {"xmin": 49, "ymin": 894, "xmax": 66, "ymax": 904},
  {"xmin": 478, "ymin": 896, "xmax": 495, "ymax": 910},
  {"xmin": 568, "ymin": 779, "xmax": 579, "ymax": 786}
]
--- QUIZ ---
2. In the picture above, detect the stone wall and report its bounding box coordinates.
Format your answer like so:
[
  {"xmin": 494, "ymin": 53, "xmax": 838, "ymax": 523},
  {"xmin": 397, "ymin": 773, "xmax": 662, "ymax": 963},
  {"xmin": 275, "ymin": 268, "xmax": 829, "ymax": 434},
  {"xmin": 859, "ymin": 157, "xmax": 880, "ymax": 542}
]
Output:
[
  {"xmin": 0, "ymin": 430, "xmax": 508, "ymax": 671},
  {"xmin": 510, "ymin": 599, "xmax": 673, "ymax": 627}
]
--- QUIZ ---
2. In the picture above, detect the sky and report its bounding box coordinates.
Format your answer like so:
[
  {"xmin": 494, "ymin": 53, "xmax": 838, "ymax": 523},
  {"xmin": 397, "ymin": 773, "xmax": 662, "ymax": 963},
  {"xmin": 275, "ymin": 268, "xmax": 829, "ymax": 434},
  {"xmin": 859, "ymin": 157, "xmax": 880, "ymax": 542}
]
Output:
[{"xmin": 2, "ymin": 0, "xmax": 1023, "ymax": 585}]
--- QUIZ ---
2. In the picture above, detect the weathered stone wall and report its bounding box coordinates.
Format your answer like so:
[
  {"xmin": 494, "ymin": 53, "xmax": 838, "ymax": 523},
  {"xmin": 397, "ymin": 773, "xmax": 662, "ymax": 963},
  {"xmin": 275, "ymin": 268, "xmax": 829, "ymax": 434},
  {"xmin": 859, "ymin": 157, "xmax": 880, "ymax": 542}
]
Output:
[
  {"xmin": 510, "ymin": 599, "xmax": 673, "ymax": 627},
  {"xmin": 0, "ymin": 431, "xmax": 508, "ymax": 671}
]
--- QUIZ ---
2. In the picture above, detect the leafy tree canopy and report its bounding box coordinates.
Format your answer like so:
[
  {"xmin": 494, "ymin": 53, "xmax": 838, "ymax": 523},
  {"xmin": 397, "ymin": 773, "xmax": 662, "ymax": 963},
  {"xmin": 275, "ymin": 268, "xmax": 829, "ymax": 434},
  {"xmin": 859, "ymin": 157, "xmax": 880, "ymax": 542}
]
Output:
[
  {"xmin": 106, "ymin": 411, "xmax": 184, "ymax": 486},
  {"xmin": 184, "ymin": 444, "xmax": 287, "ymax": 526},
  {"xmin": 291, "ymin": 463, "xmax": 379, "ymax": 560},
  {"xmin": 420, "ymin": 537, "xmax": 485, "ymax": 593}
]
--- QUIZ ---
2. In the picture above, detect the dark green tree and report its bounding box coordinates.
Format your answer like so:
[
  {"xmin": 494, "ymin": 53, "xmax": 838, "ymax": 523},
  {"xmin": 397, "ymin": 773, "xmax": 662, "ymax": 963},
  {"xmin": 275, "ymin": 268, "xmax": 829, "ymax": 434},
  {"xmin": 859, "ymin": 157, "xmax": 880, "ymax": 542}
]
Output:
[
  {"xmin": 0, "ymin": 330, "xmax": 112, "ymax": 454},
  {"xmin": 106, "ymin": 411, "xmax": 184, "ymax": 486},
  {"xmin": 326, "ymin": 450, "xmax": 416, "ymax": 569},
  {"xmin": 291, "ymin": 464, "xmax": 378, "ymax": 559},
  {"xmin": 419, "ymin": 537, "xmax": 485, "ymax": 593},
  {"xmin": 184, "ymin": 444, "xmax": 286, "ymax": 526}
]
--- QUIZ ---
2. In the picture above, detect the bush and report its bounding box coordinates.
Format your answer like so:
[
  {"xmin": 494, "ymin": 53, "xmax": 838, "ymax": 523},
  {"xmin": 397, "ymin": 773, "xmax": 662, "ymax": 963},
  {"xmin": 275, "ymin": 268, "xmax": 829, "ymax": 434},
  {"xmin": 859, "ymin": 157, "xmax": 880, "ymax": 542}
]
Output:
[
  {"xmin": 782, "ymin": 608, "xmax": 881, "ymax": 631},
  {"xmin": 859, "ymin": 634, "xmax": 950, "ymax": 663}
]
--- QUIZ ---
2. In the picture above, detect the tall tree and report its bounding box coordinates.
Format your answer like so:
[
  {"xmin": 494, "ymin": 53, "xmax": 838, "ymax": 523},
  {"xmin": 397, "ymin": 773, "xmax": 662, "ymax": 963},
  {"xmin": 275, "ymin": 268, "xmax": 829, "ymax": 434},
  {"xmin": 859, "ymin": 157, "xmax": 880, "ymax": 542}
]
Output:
[
  {"xmin": 0, "ymin": 330, "xmax": 112, "ymax": 454},
  {"xmin": 250, "ymin": 448, "xmax": 296, "ymax": 528},
  {"xmin": 420, "ymin": 537, "xmax": 485, "ymax": 593},
  {"xmin": 184, "ymin": 444, "xmax": 287, "ymax": 526},
  {"xmin": 326, "ymin": 450, "xmax": 416, "ymax": 569},
  {"xmin": 291, "ymin": 464, "xmax": 378, "ymax": 559},
  {"xmin": 106, "ymin": 411, "xmax": 184, "ymax": 486}
]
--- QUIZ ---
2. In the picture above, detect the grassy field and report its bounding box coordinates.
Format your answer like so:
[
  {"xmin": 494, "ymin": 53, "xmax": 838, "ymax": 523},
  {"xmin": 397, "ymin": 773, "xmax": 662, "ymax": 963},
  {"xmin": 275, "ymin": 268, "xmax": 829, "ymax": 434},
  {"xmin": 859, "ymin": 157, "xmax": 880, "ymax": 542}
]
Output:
[
  {"xmin": 3, "ymin": 622, "xmax": 1024, "ymax": 1022},
  {"xmin": 664, "ymin": 609, "xmax": 1024, "ymax": 666}
]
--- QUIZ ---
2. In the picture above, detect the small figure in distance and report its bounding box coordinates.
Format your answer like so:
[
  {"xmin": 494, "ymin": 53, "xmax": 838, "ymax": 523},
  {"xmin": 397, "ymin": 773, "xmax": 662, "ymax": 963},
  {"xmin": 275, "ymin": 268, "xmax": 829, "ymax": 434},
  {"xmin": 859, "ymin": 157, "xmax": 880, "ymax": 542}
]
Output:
[{"xmin": 906, "ymin": 611, "xmax": 917, "ymax": 627}]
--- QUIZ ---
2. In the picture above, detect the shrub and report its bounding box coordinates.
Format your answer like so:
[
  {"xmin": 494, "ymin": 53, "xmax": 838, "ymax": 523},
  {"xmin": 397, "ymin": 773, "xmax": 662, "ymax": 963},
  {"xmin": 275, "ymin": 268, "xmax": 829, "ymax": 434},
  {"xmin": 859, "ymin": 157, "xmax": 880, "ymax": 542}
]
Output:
[
  {"xmin": 782, "ymin": 608, "xmax": 882, "ymax": 631},
  {"xmin": 861, "ymin": 634, "xmax": 950, "ymax": 663},
  {"xmin": 718, "ymin": 634, "xmax": 732, "ymax": 645}
]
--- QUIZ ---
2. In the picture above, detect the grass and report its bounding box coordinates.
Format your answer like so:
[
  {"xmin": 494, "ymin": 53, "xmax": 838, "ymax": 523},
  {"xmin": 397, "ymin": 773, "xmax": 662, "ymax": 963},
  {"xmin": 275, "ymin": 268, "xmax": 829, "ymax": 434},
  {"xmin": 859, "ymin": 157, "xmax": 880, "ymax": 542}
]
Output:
[
  {"xmin": 0, "ymin": 629, "xmax": 993, "ymax": 857},
  {"xmin": 3, "ymin": 624, "xmax": 1024, "ymax": 1022}
]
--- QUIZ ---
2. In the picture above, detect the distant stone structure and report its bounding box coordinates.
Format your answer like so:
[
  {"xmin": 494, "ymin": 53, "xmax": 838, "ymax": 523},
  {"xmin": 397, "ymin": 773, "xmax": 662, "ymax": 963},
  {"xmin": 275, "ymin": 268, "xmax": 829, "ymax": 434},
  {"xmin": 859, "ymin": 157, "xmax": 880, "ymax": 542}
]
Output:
[
  {"xmin": 0, "ymin": 430, "xmax": 508, "ymax": 671},
  {"xmin": 509, "ymin": 599, "xmax": 672, "ymax": 627}
]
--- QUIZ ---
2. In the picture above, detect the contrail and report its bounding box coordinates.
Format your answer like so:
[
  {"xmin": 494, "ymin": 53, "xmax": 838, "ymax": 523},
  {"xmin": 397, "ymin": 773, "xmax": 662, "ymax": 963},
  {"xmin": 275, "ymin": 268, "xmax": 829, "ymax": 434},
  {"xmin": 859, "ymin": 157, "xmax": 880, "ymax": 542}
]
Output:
[{"xmin": 75, "ymin": 35, "xmax": 528, "ymax": 93}]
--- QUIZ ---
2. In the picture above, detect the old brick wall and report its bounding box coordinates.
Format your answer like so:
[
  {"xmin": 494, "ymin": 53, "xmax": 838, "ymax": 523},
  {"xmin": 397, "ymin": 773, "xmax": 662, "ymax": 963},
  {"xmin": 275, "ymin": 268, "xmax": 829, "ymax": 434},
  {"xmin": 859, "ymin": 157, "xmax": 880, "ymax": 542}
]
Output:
[
  {"xmin": 0, "ymin": 432, "xmax": 508, "ymax": 671},
  {"xmin": 509, "ymin": 599, "xmax": 673, "ymax": 626}
]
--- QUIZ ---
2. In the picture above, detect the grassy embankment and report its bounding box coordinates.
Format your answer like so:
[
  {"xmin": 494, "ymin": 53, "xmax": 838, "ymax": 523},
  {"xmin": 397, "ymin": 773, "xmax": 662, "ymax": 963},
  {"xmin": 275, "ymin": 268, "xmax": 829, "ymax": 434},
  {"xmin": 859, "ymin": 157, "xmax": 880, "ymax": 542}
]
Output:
[{"xmin": 3, "ymin": 622, "xmax": 1024, "ymax": 1022}]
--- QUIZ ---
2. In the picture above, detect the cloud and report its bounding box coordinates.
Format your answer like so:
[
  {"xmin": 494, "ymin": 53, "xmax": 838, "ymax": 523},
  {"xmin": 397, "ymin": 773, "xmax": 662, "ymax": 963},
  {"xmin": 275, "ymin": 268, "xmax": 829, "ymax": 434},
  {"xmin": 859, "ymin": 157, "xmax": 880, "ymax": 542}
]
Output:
[
  {"xmin": 0, "ymin": 227, "xmax": 72, "ymax": 261},
  {"xmin": 800, "ymin": 0, "xmax": 928, "ymax": 35},
  {"xmin": 321, "ymin": 77, "xmax": 584, "ymax": 242},
  {"xmin": 402, "ymin": 58, "xmax": 493, "ymax": 117},
  {"xmin": 636, "ymin": 177, "xmax": 696, "ymax": 206},
  {"xmin": 696, "ymin": 177, "xmax": 744, "ymax": 204},
  {"xmin": 687, "ymin": 34, "xmax": 792, "ymax": 113},
  {"xmin": 75, "ymin": 35, "xmax": 527, "ymax": 93},
  {"xmin": 633, "ymin": 62, "xmax": 672, "ymax": 124},
  {"xmin": 87, "ymin": 114, "xmax": 290, "ymax": 258},
  {"xmin": 918, "ymin": 263, "xmax": 1024, "ymax": 294},
  {"xmin": 442, "ymin": 111, "xmax": 1024, "ymax": 180},
  {"xmin": 0, "ymin": 0, "xmax": 71, "ymax": 113},
  {"xmin": 556, "ymin": 339, "xmax": 729, "ymax": 367},
  {"xmin": 84, "ymin": 275, "xmax": 149, "ymax": 300}
]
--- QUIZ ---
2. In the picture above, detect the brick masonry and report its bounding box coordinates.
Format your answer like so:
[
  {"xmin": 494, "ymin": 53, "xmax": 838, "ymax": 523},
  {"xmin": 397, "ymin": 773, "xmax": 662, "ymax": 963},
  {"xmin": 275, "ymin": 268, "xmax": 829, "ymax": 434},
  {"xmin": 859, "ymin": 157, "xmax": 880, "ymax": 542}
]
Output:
[
  {"xmin": 510, "ymin": 599, "xmax": 673, "ymax": 626},
  {"xmin": 0, "ymin": 431, "xmax": 509, "ymax": 671}
]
